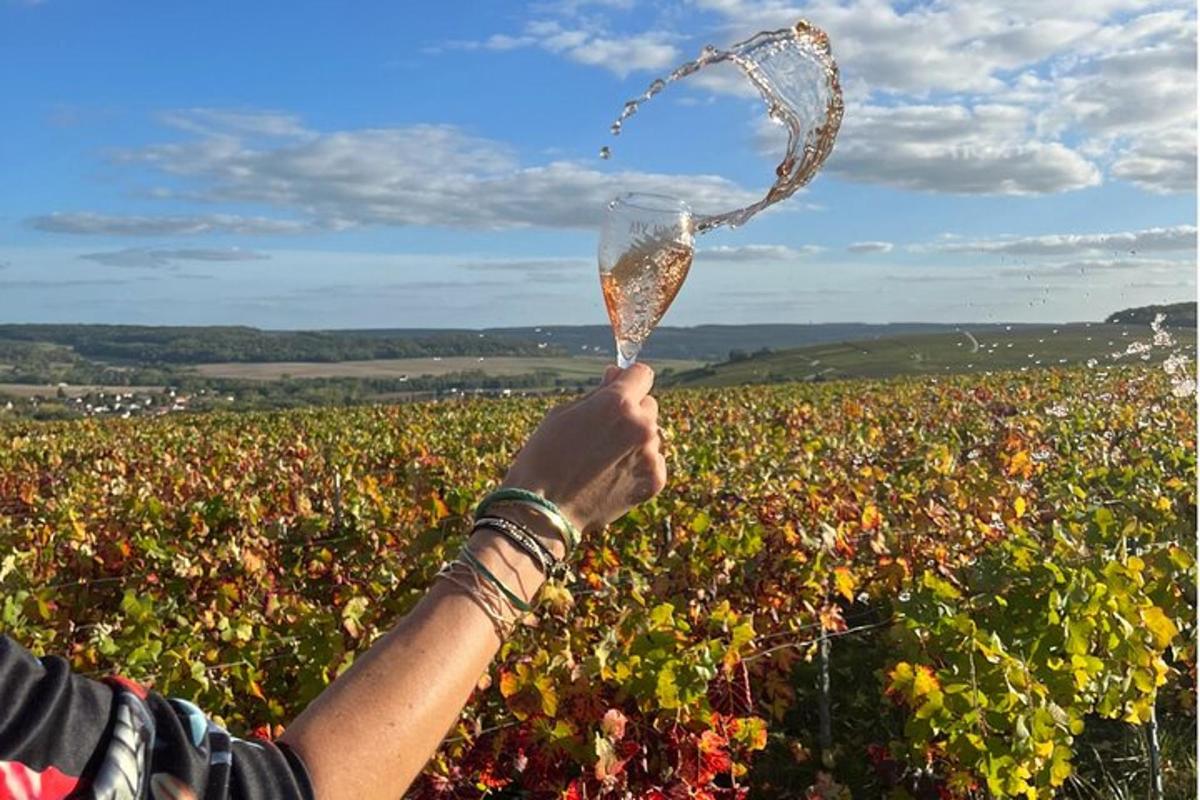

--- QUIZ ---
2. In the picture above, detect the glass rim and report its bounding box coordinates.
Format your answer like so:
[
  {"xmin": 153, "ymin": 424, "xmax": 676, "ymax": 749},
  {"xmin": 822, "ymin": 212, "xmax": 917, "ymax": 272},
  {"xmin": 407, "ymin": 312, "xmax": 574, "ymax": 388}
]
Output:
[{"xmin": 608, "ymin": 192, "xmax": 692, "ymax": 215}]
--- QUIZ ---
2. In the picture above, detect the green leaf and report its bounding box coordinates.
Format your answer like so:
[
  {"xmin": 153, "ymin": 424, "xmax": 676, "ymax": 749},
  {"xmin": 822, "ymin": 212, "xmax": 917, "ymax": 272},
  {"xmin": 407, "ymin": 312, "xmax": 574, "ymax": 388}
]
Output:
[
  {"xmin": 922, "ymin": 572, "xmax": 962, "ymax": 601},
  {"xmin": 649, "ymin": 603, "xmax": 674, "ymax": 628},
  {"xmin": 655, "ymin": 665, "xmax": 680, "ymax": 709}
]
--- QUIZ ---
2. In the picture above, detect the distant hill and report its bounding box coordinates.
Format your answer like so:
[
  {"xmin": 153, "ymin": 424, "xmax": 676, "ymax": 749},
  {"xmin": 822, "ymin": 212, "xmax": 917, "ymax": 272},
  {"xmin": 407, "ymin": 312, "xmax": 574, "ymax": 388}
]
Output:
[
  {"xmin": 2, "ymin": 312, "xmax": 1191, "ymax": 370},
  {"xmin": 1105, "ymin": 301, "xmax": 1196, "ymax": 327},
  {"xmin": 0, "ymin": 324, "xmax": 554, "ymax": 364},
  {"xmin": 0, "ymin": 322, "xmax": 1044, "ymax": 365},
  {"xmin": 663, "ymin": 323, "xmax": 1198, "ymax": 387},
  {"xmin": 483, "ymin": 323, "xmax": 1042, "ymax": 362}
]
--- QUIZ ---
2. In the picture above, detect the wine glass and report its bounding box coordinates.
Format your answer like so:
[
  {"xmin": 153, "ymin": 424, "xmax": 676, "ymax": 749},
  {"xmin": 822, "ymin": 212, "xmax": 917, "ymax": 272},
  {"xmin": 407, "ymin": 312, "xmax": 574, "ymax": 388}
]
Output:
[{"xmin": 598, "ymin": 192, "xmax": 695, "ymax": 368}]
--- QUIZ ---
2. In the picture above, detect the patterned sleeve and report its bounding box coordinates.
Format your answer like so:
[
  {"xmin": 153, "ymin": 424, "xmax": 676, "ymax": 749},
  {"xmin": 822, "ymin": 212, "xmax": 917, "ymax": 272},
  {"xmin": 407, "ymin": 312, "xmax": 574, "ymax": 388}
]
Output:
[{"xmin": 0, "ymin": 636, "xmax": 314, "ymax": 800}]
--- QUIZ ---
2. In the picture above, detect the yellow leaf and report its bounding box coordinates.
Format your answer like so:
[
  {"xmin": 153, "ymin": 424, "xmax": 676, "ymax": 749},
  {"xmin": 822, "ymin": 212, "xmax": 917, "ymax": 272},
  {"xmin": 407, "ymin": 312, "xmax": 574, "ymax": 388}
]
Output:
[
  {"xmin": 539, "ymin": 582, "xmax": 575, "ymax": 615},
  {"xmin": 861, "ymin": 503, "xmax": 882, "ymax": 531},
  {"xmin": 429, "ymin": 491, "xmax": 450, "ymax": 521},
  {"xmin": 912, "ymin": 665, "xmax": 940, "ymax": 697},
  {"xmin": 833, "ymin": 567, "xmax": 857, "ymax": 601},
  {"xmin": 1013, "ymin": 496, "xmax": 1027, "ymax": 518},
  {"xmin": 887, "ymin": 661, "xmax": 940, "ymax": 705},
  {"xmin": 1008, "ymin": 450, "xmax": 1031, "ymax": 477},
  {"xmin": 498, "ymin": 669, "xmax": 520, "ymax": 698},
  {"xmin": 1049, "ymin": 746, "xmax": 1073, "ymax": 785},
  {"xmin": 1141, "ymin": 606, "xmax": 1178, "ymax": 649}
]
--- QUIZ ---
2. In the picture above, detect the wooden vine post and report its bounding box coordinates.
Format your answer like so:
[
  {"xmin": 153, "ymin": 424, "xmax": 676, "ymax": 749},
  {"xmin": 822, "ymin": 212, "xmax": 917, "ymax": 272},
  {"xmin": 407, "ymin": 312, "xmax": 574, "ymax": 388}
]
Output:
[
  {"xmin": 817, "ymin": 632, "xmax": 833, "ymax": 767},
  {"xmin": 1146, "ymin": 700, "xmax": 1163, "ymax": 800}
]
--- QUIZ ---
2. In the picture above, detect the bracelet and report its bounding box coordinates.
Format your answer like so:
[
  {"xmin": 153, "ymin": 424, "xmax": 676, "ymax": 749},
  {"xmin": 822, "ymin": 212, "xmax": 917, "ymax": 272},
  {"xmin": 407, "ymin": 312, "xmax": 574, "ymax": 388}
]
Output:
[
  {"xmin": 437, "ymin": 560, "xmax": 517, "ymax": 639},
  {"xmin": 459, "ymin": 547, "xmax": 534, "ymax": 613},
  {"xmin": 474, "ymin": 515, "xmax": 560, "ymax": 577},
  {"xmin": 476, "ymin": 488, "xmax": 581, "ymax": 553}
]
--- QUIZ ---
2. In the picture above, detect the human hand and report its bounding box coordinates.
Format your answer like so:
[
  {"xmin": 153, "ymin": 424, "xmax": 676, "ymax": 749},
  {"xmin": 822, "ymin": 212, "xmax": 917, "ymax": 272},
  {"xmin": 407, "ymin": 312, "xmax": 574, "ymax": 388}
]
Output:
[{"xmin": 501, "ymin": 363, "xmax": 666, "ymax": 538}]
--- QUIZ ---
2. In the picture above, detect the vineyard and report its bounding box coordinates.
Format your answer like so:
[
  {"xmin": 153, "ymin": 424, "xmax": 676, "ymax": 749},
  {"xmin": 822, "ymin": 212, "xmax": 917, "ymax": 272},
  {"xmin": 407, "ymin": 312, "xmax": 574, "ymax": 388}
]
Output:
[{"xmin": 0, "ymin": 366, "xmax": 1194, "ymax": 798}]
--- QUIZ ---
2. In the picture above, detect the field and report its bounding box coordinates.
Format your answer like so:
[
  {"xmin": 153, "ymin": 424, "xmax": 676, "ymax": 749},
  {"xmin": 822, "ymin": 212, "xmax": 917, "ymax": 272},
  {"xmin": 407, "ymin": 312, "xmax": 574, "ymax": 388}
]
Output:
[
  {"xmin": 667, "ymin": 324, "xmax": 1198, "ymax": 386},
  {"xmin": 0, "ymin": 365, "xmax": 1194, "ymax": 798},
  {"xmin": 0, "ymin": 383, "xmax": 165, "ymax": 399},
  {"xmin": 192, "ymin": 356, "xmax": 703, "ymax": 381}
]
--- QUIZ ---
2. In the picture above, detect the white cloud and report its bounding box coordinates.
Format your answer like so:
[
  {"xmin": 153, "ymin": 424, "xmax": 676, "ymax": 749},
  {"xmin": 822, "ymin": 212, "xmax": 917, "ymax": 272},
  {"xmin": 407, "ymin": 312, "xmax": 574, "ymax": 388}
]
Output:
[
  {"xmin": 79, "ymin": 247, "xmax": 271, "ymax": 268},
  {"xmin": 826, "ymin": 103, "xmax": 1101, "ymax": 194},
  {"xmin": 697, "ymin": 243, "xmax": 821, "ymax": 261},
  {"xmin": 919, "ymin": 225, "xmax": 1197, "ymax": 257},
  {"xmin": 847, "ymin": 241, "xmax": 893, "ymax": 253},
  {"xmin": 691, "ymin": 1, "xmax": 1194, "ymax": 195},
  {"xmin": 531, "ymin": 0, "xmax": 637, "ymax": 14},
  {"xmin": 1047, "ymin": 24, "xmax": 1195, "ymax": 141},
  {"xmin": 459, "ymin": 257, "xmax": 588, "ymax": 272},
  {"xmin": 29, "ymin": 212, "xmax": 318, "ymax": 236},
  {"xmin": 157, "ymin": 108, "xmax": 312, "ymax": 139},
  {"xmin": 1040, "ymin": 256, "xmax": 1196, "ymax": 275},
  {"xmin": 454, "ymin": 20, "xmax": 680, "ymax": 78},
  {"xmin": 80, "ymin": 119, "xmax": 761, "ymax": 232},
  {"xmin": 1047, "ymin": 24, "xmax": 1197, "ymax": 194},
  {"xmin": 695, "ymin": 0, "xmax": 1189, "ymax": 94},
  {"xmin": 1110, "ymin": 129, "xmax": 1197, "ymax": 194}
]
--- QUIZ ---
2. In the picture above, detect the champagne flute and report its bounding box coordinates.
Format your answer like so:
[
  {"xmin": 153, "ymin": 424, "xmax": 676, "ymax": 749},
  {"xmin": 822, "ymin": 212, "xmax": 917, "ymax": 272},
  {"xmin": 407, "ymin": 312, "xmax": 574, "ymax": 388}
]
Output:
[{"xmin": 598, "ymin": 192, "xmax": 695, "ymax": 368}]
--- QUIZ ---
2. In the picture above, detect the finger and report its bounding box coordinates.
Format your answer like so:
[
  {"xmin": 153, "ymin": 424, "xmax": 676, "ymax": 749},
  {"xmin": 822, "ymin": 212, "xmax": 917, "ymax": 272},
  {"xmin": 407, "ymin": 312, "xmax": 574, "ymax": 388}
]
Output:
[
  {"xmin": 601, "ymin": 365, "xmax": 621, "ymax": 385},
  {"xmin": 609, "ymin": 362, "xmax": 654, "ymax": 399},
  {"xmin": 640, "ymin": 394, "xmax": 658, "ymax": 420},
  {"xmin": 653, "ymin": 452, "xmax": 668, "ymax": 494}
]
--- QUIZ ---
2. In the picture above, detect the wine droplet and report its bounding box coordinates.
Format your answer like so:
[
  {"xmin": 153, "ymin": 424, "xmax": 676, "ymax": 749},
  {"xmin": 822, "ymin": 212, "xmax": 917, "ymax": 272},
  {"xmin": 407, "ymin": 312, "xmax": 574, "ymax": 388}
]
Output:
[{"xmin": 599, "ymin": 146, "xmax": 611, "ymax": 160}]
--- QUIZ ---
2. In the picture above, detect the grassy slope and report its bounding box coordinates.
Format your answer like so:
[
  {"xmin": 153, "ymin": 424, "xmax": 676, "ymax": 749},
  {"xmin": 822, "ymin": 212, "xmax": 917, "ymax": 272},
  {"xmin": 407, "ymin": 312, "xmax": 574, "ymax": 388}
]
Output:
[{"xmin": 665, "ymin": 323, "xmax": 1198, "ymax": 387}]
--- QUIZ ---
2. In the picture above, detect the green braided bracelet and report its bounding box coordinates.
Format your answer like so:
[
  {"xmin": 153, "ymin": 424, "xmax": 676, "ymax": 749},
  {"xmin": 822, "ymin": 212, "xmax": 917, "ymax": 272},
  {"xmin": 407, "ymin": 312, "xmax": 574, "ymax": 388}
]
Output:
[
  {"xmin": 475, "ymin": 487, "xmax": 580, "ymax": 552},
  {"xmin": 459, "ymin": 547, "xmax": 533, "ymax": 613}
]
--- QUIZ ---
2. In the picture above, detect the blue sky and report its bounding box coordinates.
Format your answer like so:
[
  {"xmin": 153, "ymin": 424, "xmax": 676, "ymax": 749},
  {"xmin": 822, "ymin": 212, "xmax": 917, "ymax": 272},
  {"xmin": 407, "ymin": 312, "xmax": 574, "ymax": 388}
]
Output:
[{"xmin": 1, "ymin": 0, "xmax": 1195, "ymax": 328}]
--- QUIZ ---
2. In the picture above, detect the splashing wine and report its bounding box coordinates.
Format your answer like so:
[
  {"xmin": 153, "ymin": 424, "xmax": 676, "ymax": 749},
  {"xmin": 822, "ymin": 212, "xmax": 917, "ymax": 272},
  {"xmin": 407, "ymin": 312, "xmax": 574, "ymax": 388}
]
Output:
[
  {"xmin": 606, "ymin": 20, "xmax": 843, "ymax": 233},
  {"xmin": 598, "ymin": 20, "xmax": 843, "ymax": 366}
]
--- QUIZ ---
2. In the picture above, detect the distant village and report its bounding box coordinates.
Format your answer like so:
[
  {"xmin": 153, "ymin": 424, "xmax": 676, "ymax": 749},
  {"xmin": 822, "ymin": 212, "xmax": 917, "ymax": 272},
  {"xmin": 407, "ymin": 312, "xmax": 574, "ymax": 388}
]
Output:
[
  {"xmin": 0, "ymin": 382, "xmax": 569, "ymax": 421},
  {"xmin": 0, "ymin": 386, "xmax": 232, "ymax": 419}
]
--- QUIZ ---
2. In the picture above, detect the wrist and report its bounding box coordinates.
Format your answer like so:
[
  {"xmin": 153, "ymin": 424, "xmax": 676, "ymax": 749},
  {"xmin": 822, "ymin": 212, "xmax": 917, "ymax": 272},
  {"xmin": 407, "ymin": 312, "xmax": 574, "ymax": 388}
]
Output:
[
  {"xmin": 488, "ymin": 502, "xmax": 569, "ymax": 561},
  {"xmin": 466, "ymin": 527, "xmax": 546, "ymax": 606},
  {"xmin": 495, "ymin": 480, "xmax": 586, "ymax": 549}
]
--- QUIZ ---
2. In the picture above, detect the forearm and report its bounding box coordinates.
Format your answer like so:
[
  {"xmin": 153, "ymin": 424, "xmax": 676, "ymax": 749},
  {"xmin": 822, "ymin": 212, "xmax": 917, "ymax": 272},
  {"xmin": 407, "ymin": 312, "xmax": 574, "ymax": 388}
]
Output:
[
  {"xmin": 279, "ymin": 527, "xmax": 554, "ymax": 800},
  {"xmin": 277, "ymin": 365, "xmax": 662, "ymax": 799}
]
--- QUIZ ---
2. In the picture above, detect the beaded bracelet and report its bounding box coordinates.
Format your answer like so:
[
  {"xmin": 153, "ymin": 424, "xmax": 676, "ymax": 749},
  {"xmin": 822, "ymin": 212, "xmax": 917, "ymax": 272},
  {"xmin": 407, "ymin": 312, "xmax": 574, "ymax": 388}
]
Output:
[
  {"xmin": 475, "ymin": 488, "xmax": 580, "ymax": 553},
  {"xmin": 473, "ymin": 515, "xmax": 560, "ymax": 577},
  {"xmin": 458, "ymin": 546, "xmax": 533, "ymax": 613}
]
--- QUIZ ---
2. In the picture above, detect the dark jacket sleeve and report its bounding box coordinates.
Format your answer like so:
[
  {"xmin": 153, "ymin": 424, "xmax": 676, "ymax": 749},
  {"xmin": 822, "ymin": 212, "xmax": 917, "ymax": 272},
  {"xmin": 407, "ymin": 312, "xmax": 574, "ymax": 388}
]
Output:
[{"xmin": 0, "ymin": 635, "xmax": 314, "ymax": 800}]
